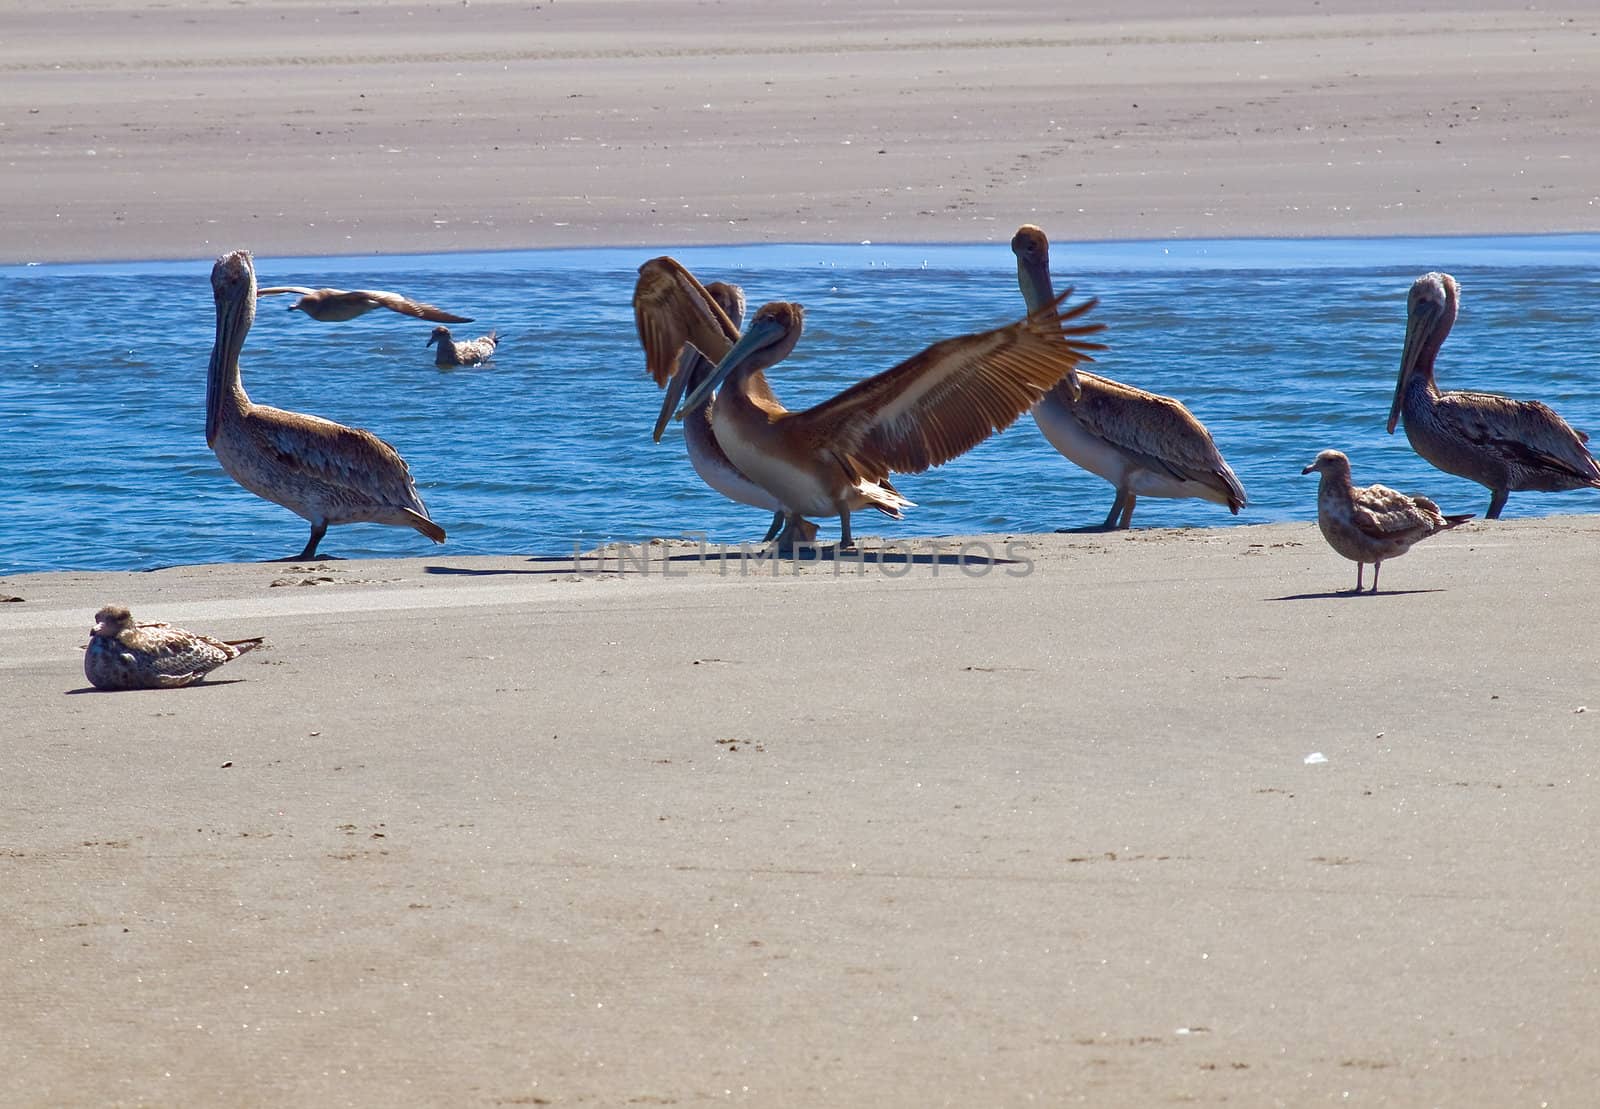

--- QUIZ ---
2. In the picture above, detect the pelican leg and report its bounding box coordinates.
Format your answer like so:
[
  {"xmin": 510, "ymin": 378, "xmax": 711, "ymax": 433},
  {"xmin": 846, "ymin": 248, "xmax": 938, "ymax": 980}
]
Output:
[
  {"xmin": 273, "ymin": 521, "xmax": 328, "ymax": 562},
  {"xmin": 1117, "ymin": 493, "xmax": 1137, "ymax": 530},
  {"xmin": 773, "ymin": 513, "xmax": 808, "ymax": 553},
  {"xmin": 1485, "ymin": 489, "xmax": 1508, "ymax": 520},
  {"xmin": 760, "ymin": 511, "xmax": 786, "ymax": 544},
  {"xmin": 1101, "ymin": 493, "xmax": 1127, "ymax": 530},
  {"xmin": 836, "ymin": 504, "xmax": 855, "ymax": 552}
]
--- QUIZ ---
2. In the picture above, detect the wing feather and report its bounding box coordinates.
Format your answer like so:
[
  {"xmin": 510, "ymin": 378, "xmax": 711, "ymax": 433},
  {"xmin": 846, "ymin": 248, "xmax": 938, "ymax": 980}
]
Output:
[
  {"xmin": 246, "ymin": 407, "xmax": 428, "ymax": 512},
  {"xmin": 795, "ymin": 290, "xmax": 1105, "ymax": 476},
  {"xmin": 256, "ymin": 286, "xmax": 316, "ymax": 297},
  {"xmin": 363, "ymin": 290, "xmax": 473, "ymax": 323},
  {"xmin": 1433, "ymin": 391, "xmax": 1600, "ymax": 483}
]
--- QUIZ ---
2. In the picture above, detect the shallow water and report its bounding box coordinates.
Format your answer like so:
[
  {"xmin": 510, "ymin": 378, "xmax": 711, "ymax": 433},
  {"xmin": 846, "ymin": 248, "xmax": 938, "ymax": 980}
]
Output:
[{"xmin": 3, "ymin": 235, "xmax": 1598, "ymax": 573}]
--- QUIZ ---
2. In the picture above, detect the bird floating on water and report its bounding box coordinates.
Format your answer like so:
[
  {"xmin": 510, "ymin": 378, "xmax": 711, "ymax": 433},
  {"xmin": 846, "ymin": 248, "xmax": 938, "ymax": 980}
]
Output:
[
  {"xmin": 427, "ymin": 326, "xmax": 499, "ymax": 368},
  {"xmin": 1388, "ymin": 271, "xmax": 1600, "ymax": 519},
  {"xmin": 207, "ymin": 250, "xmax": 447, "ymax": 560},
  {"xmin": 1011, "ymin": 224, "xmax": 1245, "ymax": 529},
  {"xmin": 670, "ymin": 276, "xmax": 1105, "ymax": 550},
  {"xmin": 257, "ymin": 285, "xmax": 473, "ymax": 323},
  {"xmin": 84, "ymin": 604, "xmax": 264, "ymax": 690},
  {"xmin": 1302, "ymin": 449, "xmax": 1472, "ymax": 594}
]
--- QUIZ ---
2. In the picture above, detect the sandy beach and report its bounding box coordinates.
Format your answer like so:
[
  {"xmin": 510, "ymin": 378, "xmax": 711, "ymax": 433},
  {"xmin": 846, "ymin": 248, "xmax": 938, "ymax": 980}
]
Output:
[
  {"xmin": 5, "ymin": 1, "xmax": 1600, "ymax": 1105},
  {"xmin": 4, "ymin": 0, "xmax": 1598, "ymax": 264}
]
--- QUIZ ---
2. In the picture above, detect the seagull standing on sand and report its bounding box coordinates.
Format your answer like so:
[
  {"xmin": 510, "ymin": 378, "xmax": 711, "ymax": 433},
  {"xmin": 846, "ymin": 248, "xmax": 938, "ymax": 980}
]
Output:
[
  {"xmin": 1302, "ymin": 449, "xmax": 1472, "ymax": 594},
  {"xmin": 427, "ymin": 326, "xmax": 499, "ymax": 368},
  {"xmin": 257, "ymin": 285, "xmax": 474, "ymax": 323},
  {"xmin": 84, "ymin": 605, "xmax": 264, "ymax": 690}
]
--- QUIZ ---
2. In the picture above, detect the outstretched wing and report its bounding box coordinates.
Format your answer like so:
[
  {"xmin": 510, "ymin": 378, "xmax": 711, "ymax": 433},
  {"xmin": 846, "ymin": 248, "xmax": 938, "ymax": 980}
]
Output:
[
  {"xmin": 633, "ymin": 257, "xmax": 743, "ymax": 386},
  {"xmin": 798, "ymin": 290, "xmax": 1105, "ymax": 477},
  {"xmin": 256, "ymin": 286, "xmax": 317, "ymax": 298},
  {"xmin": 361, "ymin": 290, "xmax": 474, "ymax": 324}
]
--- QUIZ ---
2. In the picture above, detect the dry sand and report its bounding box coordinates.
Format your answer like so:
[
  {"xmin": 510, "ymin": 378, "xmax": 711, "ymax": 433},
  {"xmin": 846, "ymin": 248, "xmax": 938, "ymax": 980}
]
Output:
[
  {"xmin": 5, "ymin": 1, "xmax": 1600, "ymax": 1105},
  {"xmin": 4, "ymin": 0, "xmax": 1598, "ymax": 263},
  {"xmin": 4, "ymin": 522, "xmax": 1599, "ymax": 1105}
]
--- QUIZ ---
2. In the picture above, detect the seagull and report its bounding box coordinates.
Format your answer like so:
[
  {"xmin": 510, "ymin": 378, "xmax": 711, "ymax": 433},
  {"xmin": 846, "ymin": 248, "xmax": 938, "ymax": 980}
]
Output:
[
  {"xmin": 427, "ymin": 326, "xmax": 499, "ymax": 368},
  {"xmin": 84, "ymin": 605, "xmax": 265, "ymax": 690},
  {"xmin": 257, "ymin": 285, "xmax": 473, "ymax": 323},
  {"xmin": 1302, "ymin": 449, "xmax": 1472, "ymax": 594}
]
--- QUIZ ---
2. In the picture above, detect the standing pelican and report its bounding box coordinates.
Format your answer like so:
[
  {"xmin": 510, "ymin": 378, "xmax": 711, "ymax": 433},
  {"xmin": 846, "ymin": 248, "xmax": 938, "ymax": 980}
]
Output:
[
  {"xmin": 673, "ymin": 286, "xmax": 1105, "ymax": 549},
  {"xmin": 1302, "ymin": 449, "xmax": 1472, "ymax": 593},
  {"xmin": 85, "ymin": 605, "xmax": 264, "ymax": 690},
  {"xmin": 663, "ymin": 280, "xmax": 798, "ymax": 544},
  {"xmin": 1387, "ymin": 271, "xmax": 1600, "ymax": 518},
  {"xmin": 207, "ymin": 250, "xmax": 447, "ymax": 560},
  {"xmin": 257, "ymin": 285, "xmax": 473, "ymax": 323},
  {"xmin": 1011, "ymin": 225, "xmax": 1246, "ymax": 529},
  {"xmin": 633, "ymin": 258, "xmax": 907, "ymax": 546},
  {"xmin": 427, "ymin": 326, "xmax": 499, "ymax": 368}
]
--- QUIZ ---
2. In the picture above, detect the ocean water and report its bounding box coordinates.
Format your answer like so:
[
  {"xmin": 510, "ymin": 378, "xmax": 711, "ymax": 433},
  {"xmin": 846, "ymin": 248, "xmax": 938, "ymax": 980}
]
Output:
[{"xmin": 3, "ymin": 235, "xmax": 1598, "ymax": 574}]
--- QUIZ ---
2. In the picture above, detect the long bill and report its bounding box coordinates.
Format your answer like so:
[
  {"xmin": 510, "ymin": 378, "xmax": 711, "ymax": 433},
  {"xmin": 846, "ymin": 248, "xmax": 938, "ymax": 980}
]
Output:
[
  {"xmin": 1388, "ymin": 302, "xmax": 1432, "ymax": 434},
  {"xmin": 675, "ymin": 315, "xmax": 787, "ymax": 420},
  {"xmin": 653, "ymin": 360, "xmax": 694, "ymax": 442}
]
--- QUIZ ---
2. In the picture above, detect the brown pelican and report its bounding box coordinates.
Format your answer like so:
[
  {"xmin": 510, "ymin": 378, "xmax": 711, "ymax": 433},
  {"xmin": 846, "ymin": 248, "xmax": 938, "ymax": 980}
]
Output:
[
  {"xmin": 257, "ymin": 285, "xmax": 473, "ymax": 323},
  {"xmin": 85, "ymin": 605, "xmax": 264, "ymax": 690},
  {"xmin": 1387, "ymin": 271, "xmax": 1600, "ymax": 518},
  {"xmin": 634, "ymin": 257, "xmax": 909, "ymax": 546},
  {"xmin": 427, "ymin": 326, "xmax": 499, "ymax": 368},
  {"xmin": 1302, "ymin": 449, "xmax": 1472, "ymax": 593},
  {"xmin": 1011, "ymin": 225, "xmax": 1246, "ymax": 529},
  {"xmin": 663, "ymin": 280, "xmax": 800, "ymax": 545},
  {"xmin": 207, "ymin": 250, "xmax": 447, "ymax": 560},
  {"xmin": 673, "ymin": 287, "xmax": 1105, "ymax": 549}
]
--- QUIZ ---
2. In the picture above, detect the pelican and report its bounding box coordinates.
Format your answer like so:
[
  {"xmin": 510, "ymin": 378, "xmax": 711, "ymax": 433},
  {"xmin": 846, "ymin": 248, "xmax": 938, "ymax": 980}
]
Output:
[
  {"xmin": 257, "ymin": 285, "xmax": 473, "ymax": 323},
  {"xmin": 1302, "ymin": 449, "xmax": 1472, "ymax": 593},
  {"xmin": 427, "ymin": 326, "xmax": 499, "ymax": 368},
  {"xmin": 672, "ymin": 283, "xmax": 1105, "ymax": 549},
  {"xmin": 1388, "ymin": 271, "xmax": 1600, "ymax": 518},
  {"xmin": 1011, "ymin": 225, "xmax": 1246, "ymax": 529},
  {"xmin": 85, "ymin": 605, "xmax": 264, "ymax": 690},
  {"xmin": 633, "ymin": 258, "xmax": 910, "ymax": 546},
  {"xmin": 661, "ymin": 279, "xmax": 799, "ymax": 545},
  {"xmin": 207, "ymin": 250, "xmax": 447, "ymax": 560}
]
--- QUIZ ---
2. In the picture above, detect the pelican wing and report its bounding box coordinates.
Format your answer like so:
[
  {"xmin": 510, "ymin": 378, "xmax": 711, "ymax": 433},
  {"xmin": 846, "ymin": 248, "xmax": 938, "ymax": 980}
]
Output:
[
  {"xmin": 798, "ymin": 291, "xmax": 1105, "ymax": 476},
  {"xmin": 1064, "ymin": 371, "xmax": 1247, "ymax": 506},
  {"xmin": 360, "ymin": 290, "xmax": 474, "ymax": 323},
  {"xmin": 256, "ymin": 286, "xmax": 317, "ymax": 298},
  {"xmin": 633, "ymin": 257, "xmax": 742, "ymax": 386},
  {"xmin": 249, "ymin": 407, "xmax": 427, "ymax": 511},
  {"xmin": 1433, "ymin": 391, "xmax": 1600, "ymax": 483}
]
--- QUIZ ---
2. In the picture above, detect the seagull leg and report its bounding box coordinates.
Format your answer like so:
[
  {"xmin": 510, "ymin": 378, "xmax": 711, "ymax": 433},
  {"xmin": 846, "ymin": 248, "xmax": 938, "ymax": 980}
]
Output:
[
  {"xmin": 1485, "ymin": 489, "xmax": 1508, "ymax": 520},
  {"xmin": 1352, "ymin": 562, "xmax": 1365, "ymax": 594},
  {"xmin": 1370, "ymin": 561, "xmax": 1382, "ymax": 594}
]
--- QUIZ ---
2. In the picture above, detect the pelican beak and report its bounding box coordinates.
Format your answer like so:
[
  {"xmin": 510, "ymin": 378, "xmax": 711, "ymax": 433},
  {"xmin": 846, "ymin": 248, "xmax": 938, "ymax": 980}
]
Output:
[
  {"xmin": 1015, "ymin": 254, "xmax": 1052, "ymax": 315},
  {"xmin": 653, "ymin": 359, "xmax": 693, "ymax": 442},
  {"xmin": 676, "ymin": 316, "xmax": 785, "ymax": 420},
  {"xmin": 1389, "ymin": 301, "xmax": 1432, "ymax": 434}
]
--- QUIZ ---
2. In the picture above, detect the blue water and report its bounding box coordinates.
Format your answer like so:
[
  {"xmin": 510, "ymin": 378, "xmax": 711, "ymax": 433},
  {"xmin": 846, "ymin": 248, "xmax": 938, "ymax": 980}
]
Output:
[{"xmin": 4, "ymin": 235, "xmax": 1599, "ymax": 574}]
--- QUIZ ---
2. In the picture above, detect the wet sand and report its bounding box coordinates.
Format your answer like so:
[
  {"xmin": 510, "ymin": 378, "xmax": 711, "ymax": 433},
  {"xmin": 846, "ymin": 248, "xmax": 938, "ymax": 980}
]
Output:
[
  {"xmin": 4, "ymin": 0, "xmax": 1598, "ymax": 263},
  {"xmin": 4, "ymin": 1, "xmax": 1599, "ymax": 1104},
  {"xmin": 4, "ymin": 522, "xmax": 1599, "ymax": 1105}
]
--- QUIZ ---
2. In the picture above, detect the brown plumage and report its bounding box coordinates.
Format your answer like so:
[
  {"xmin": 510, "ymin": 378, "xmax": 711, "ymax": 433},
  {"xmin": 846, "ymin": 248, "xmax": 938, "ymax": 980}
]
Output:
[
  {"xmin": 257, "ymin": 285, "xmax": 473, "ymax": 323},
  {"xmin": 1012, "ymin": 224, "xmax": 1246, "ymax": 529},
  {"xmin": 427, "ymin": 326, "xmax": 499, "ymax": 368},
  {"xmin": 672, "ymin": 288, "xmax": 1105, "ymax": 547},
  {"xmin": 84, "ymin": 605, "xmax": 264, "ymax": 690},
  {"xmin": 207, "ymin": 250, "xmax": 446, "ymax": 560},
  {"xmin": 1387, "ymin": 271, "xmax": 1600, "ymax": 519},
  {"xmin": 1302, "ymin": 449, "xmax": 1472, "ymax": 593}
]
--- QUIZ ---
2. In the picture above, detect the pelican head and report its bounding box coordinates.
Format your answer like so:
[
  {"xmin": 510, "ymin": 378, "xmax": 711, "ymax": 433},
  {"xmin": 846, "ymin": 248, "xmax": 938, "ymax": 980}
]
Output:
[
  {"xmin": 1388, "ymin": 271, "xmax": 1459, "ymax": 435},
  {"xmin": 425, "ymin": 325, "xmax": 450, "ymax": 349},
  {"xmin": 1302, "ymin": 448, "xmax": 1352, "ymax": 478},
  {"xmin": 207, "ymin": 250, "xmax": 257, "ymax": 447},
  {"xmin": 91, "ymin": 604, "xmax": 133, "ymax": 638},
  {"xmin": 675, "ymin": 302, "xmax": 804, "ymax": 420},
  {"xmin": 654, "ymin": 280, "xmax": 747, "ymax": 442}
]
